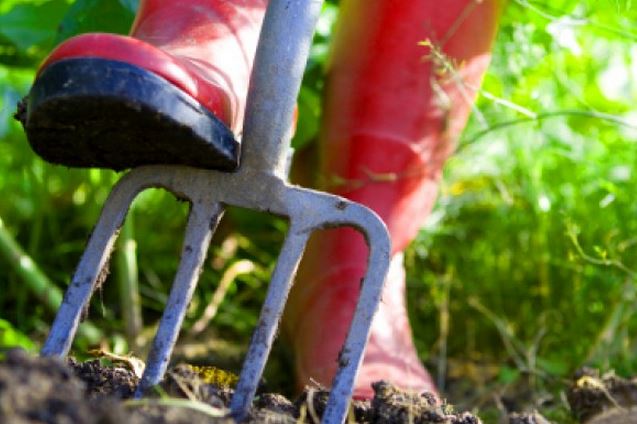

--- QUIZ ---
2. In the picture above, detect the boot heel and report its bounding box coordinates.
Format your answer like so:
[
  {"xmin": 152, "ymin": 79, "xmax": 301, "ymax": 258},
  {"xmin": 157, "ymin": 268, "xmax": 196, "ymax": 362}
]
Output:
[{"xmin": 22, "ymin": 58, "xmax": 239, "ymax": 171}]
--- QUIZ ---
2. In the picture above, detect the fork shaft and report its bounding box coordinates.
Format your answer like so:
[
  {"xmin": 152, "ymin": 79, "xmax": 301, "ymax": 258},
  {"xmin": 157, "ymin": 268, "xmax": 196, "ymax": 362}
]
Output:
[
  {"xmin": 241, "ymin": 0, "xmax": 324, "ymax": 177},
  {"xmin": 135, "ymin": 201, "xmax": 223, "ymax": 397},
  {"xmin": 230, "ymin": 227, "xmax": 310, "ymax": 421}
]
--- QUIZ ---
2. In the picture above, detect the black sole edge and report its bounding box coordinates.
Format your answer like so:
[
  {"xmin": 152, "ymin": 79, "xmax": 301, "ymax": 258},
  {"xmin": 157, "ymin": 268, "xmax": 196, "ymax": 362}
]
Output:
[{"xmin": 23, "ymin": 57, "xmax": 240, "ymax": 171}]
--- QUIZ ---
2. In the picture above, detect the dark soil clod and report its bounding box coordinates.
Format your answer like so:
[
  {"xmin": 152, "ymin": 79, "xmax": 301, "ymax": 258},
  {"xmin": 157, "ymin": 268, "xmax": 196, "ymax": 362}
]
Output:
[
  {"xmin": 255, "ymin": 393, "xmax": 297, "ymax": 417},
  {"xmin": 567, "ymin": 367, "xmax": 637, "ymax": 422},
  {"xmin": 295, "ymin": 387, "xmax": 371, "ymax": 423},
  {"xmin": 370, "ymin": 381, "xmax": 481, "ymax": 424},
  {"xmin": 163, "ymin": 363, "xmax": 233, "ymax": 409},
  {"xmin": 68, "ymin": 357, "xmax": 138, "ymax": 399},
  {"xmin": 508, "ymin": 410, "xmax": 551, "ymax": 424},
  {"xmin": 0, "ymin": 349, "xmax": 130, "ymax": 423}
]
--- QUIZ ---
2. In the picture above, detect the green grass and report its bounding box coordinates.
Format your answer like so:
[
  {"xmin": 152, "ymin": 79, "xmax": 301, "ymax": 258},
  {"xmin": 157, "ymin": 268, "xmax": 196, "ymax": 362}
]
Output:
[{"xmin": 405, "ymin": 0, "xmax": 637, "ymax": 417}]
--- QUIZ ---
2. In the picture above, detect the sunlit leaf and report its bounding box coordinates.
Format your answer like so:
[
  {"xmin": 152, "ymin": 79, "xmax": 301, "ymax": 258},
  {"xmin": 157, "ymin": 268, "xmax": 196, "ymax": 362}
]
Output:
[
  {"xmin": 0, "ymin": 0, "xmax": 69, "ymax": 52},
  {"xmin": 56, "ymin": 0, "xmax": 135, "ymax": 43},
  {"xmin": 0, "ymin": 318, "xmax": 35, "ymax": 351}
]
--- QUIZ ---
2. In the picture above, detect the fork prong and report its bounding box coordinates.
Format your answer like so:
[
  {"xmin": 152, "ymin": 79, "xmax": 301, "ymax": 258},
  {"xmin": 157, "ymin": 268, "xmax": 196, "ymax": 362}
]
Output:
[
  {"xmin": 322, "ymin": 210, "xmax": 390, "ymax": 424},
  {"xmin": 135, "ymin": 201, "xmax": 223, "ymax": 397},
  {"xmin": 41, "ymin": 173, "xmax": 144, "ymax": 357},
  {"xmin": 230, "ymin": 226, "xmax": 310, "ymax": 421}
]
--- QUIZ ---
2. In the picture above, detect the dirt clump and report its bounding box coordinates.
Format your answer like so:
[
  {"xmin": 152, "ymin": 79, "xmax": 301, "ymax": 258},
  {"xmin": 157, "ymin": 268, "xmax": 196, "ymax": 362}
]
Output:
[
  {"xmin": 256, "ymin": 392, "xmax": 297, "ymax": 418},
  {"xmin": 291, "ymin": 382, "xmax": 481, "ymax": 423},
  {"xmin": 585, "ymin": 406, "xmax": 637, "ymax": 424},
  {"xmin": 0, "ymin": 348, "xmax": 129, "ymax": 423},
  {"xmin": 368, "ymin": 381, "xmax": 480, "ymax": 424},
  {"xmin": 507, "ymin": 410, "xmax": 551, "ymax": 424},
  {"xmin": 162, "ymin": 363, "xmax": 234, "ymax": 409},
  {"xmin": 295, "ymin": 387, "xmax": 370, "ymax": 422},
  {"xmin": 567, "ymin": 367, "xmax": 637, "ymax": 422},
  {"xmin": 69, "ymin": 357, "xmax": 138, "ymax": 399}
]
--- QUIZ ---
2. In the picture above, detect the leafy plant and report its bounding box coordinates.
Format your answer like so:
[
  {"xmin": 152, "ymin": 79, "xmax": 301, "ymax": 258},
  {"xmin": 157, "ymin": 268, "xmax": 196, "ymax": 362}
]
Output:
[
  {"xmin": 406, "ymin": 0, "xmax": 637, "ymax": 415},
  {"xmin": 0, "ymin": 318, "xmax": 35, "ymax": 352}
]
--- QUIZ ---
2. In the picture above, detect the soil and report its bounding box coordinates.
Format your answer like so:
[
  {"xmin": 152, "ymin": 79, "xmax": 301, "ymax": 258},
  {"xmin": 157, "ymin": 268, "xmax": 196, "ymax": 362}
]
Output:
[
  {"xmin": 566, "ymin": 367, "xmax": 637, "ymax": 423},
  {"xmin": 4, "ymin": 349, "xmax": 637, "ymax": 423},
  {"xmin": 0, "ymin": 349, "xmax": 479, "ymax": 423}
]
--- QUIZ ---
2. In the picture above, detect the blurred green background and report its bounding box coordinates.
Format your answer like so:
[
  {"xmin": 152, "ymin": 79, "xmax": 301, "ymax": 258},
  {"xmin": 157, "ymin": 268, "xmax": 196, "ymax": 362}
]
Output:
[{"xmin": 1, "ymin": 0, "xmax": 636, "ymax": 421}]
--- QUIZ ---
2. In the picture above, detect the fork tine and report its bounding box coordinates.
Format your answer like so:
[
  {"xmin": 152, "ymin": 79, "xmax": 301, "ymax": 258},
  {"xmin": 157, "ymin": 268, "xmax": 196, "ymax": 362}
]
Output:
[
  {"xmin": 41, "ymin": 173, "xmax": 144, "ymax": 357},
  {"xmin": 322, "ymin": 209, "xmax": 390, "ymax": 423},
  {"xmin": 230, "ymin": 226, "xmax": 310, "ymax": 421},
  {"xmin": 135, "ymin": 201, "xmax": 224, "ymax": 397}
]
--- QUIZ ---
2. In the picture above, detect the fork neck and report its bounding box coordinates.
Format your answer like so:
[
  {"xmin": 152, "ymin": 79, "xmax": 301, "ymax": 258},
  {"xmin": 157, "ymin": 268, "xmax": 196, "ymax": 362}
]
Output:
[{"xmin": 239, "ymin": 0, "xmax": 324, "ymax": 178}]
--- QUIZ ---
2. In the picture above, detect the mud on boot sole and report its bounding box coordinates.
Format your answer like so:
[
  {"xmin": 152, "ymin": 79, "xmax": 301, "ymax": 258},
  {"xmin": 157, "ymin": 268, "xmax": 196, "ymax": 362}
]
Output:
[{"xmin": 20, "ymin": 58, "xmax": 239, "ymax": 171}]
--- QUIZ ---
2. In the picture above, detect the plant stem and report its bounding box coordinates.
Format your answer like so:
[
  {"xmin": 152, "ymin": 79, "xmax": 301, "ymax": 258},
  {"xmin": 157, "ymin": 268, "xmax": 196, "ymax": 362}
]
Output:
[
  {"xmin": 190, "ymin": 259, "xmax": 255, "ymax": 335},
  {"xmin": 0, "ymin": 215, "xmax": 101, "ymax": 343},
  {"xmin": 0, "ymin": 216, "xmax": 62, "ymax": 311},
  {"xmin": 116, "ymin": 213, "xmax": 142, "ymax": 349}
]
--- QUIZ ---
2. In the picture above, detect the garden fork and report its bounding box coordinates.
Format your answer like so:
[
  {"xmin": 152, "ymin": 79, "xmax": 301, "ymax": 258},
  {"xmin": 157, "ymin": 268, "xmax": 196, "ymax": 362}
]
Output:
[{"xmin": 39, "ymin": 0, "xmax": 391, "ymax": 422}]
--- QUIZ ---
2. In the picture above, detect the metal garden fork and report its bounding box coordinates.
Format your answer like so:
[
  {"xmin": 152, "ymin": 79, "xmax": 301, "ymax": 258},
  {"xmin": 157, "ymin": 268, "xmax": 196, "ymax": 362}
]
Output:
[{"xmin": 40, "ymin": 0, "xmax": 391, "ymax": 422}]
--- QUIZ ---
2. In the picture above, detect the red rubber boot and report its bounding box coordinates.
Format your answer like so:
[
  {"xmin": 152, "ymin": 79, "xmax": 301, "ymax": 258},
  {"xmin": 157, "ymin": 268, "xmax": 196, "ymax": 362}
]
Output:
[
  {"xmin": 284, "ymin": 0, "xmax": 502, "ymax": 399},
  {"xmin": 21, "ymin": 0, "xmax": 267, "ymax": 170}
]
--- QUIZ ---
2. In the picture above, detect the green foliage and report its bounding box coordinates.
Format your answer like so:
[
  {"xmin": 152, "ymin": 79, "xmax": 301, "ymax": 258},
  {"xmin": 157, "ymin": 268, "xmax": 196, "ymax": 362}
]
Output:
[
  {"xmin": 0, "ymin": 318, "xmax": 35, "ymax": 352},
  {"xmin": 406, "ymin": 0, "xmax": 637, "ymax": 414},
  {"xmin": 292, "ymin": 2, "xmax": 338, "ymax": 149},
  {"xmin": 56, "ymin": 0, "xmax": 135, "ymax": 42},
  {"xmin": 0, "ymin": 0, "xmax": 69, "ymax": 65}
]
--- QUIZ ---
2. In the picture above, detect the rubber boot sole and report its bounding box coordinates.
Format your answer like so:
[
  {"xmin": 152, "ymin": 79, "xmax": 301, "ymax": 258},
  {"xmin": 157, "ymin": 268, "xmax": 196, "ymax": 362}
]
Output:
[{"xmin": 20, "ymin": 58, "xmax": 239, "ymax": 171}]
